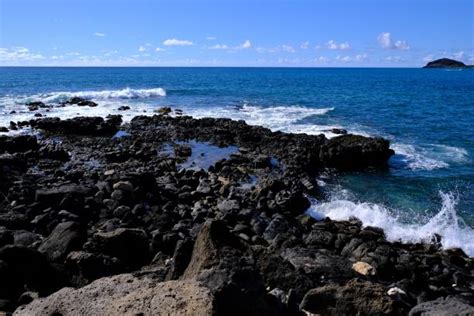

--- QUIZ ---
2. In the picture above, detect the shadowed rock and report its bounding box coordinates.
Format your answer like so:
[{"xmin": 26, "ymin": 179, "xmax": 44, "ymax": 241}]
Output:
[
  {"xmin": 300, "ymin": 279, "xmax": 405, "ymax": 315},
  {"xmin": 409, "ymin": 296, "xmax": 474, "ymax": 316},
  {"xmin": 319, "ymin": 134, "xmax": 394, "ymax": 169},
  {"xmin": 38, "ymin": 221, "xmax": 86, "ymax": 262},
  {"xmin": 31, "ymin": 115, "xmax": 121, "ymax": 136}
]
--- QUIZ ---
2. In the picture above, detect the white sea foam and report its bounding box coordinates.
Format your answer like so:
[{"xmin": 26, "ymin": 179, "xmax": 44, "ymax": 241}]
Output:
[
  {"xmin": 431, "ymin": 144, "xmax": 470, "ymax": 163},
  {"xmin": 31, "ymin": 87, "xmax": 166, "ymax": 103},
  {"xmin": 391, "ymin": 143, "xmax": 469, "ymax": 171},
  {"xmin": 186, "ymin": 103, "xmax": 333, "ymax": 126},
  {"xmin": 307, "ymin": 190, "xmax": 474, "ymax": 257},
  {"xmin": 0, "ymin": 87, "xmax": 166, "ymax": 131},
  {"xmin": 391, "ymin": 143, "xmax": 449, "ymax": 170},
  {"xmin": 181, "ymin": 103, "xmax": 356, "ymax": 138},
  {"xmin": 0, "ymin": 91, "xmax": 470, "ymax": 175}
]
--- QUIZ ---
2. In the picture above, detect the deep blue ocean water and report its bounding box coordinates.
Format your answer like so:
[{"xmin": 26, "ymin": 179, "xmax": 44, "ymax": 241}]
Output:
[{"xmin": 1, "ymin": 67, "xmax": 473, "ymax": 255}]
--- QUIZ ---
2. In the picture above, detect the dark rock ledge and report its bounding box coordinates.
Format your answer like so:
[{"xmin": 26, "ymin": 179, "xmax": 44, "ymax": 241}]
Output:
[{"xmin": 0, "ymin": 114, "xmax": 472, "ymax": 315}]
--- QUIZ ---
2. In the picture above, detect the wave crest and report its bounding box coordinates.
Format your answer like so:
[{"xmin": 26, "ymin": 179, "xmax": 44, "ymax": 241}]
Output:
[
  {"xmin": 181, "ymin": 103, "xmax": 339, "ymax": 136},
  {"xmin": 32, "ymin": 87, "xmax": 166, "ymax": 103},
  {"xmin": 390, "ymin": 143, "xmax": 469, "ymax": 171},
  {"xmin": 307, "ymin": 190, "xmax": 474, "ymax": 257}
]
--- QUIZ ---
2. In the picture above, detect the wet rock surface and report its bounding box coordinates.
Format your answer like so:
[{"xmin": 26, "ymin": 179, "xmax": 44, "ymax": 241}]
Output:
[{"xmin": 0, "ymin": 114, "xmax": 472, "ymax": 315}]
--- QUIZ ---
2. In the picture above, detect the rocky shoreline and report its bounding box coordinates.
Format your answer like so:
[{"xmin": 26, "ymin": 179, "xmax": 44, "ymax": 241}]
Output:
[{"xmin": 1, "ymin": 108, "xmax": 473, "ymax": 315}]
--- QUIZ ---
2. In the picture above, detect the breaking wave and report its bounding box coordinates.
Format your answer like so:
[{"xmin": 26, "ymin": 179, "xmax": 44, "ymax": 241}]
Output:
[
  {"xmin": 307, "ymin": 190, "xmax": 474, "ymax": 257},
  {"xmin": 182, "ymin": 103, "xmax": 347, "ymax": 137},
  {"xmin": 30, "ymin": 87, "xmax": 166, "ymax": 103},
  {"xmin": 390, "ymin": 143, "xmax": 469, "ymax": 171}
]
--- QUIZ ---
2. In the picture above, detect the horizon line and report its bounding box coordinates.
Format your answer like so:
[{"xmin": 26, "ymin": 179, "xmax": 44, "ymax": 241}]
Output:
[{"xmin": 0, "ymin": 65, "xmax": 428, "ymax": 69}]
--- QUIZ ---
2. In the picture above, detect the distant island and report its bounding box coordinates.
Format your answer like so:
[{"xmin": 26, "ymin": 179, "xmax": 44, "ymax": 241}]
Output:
[{"xmin": 423, "ymin": 58, "xmax": 473, "ymax": 68}]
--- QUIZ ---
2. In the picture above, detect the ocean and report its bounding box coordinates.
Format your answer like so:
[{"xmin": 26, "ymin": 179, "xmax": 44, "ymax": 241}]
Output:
[{"xmin": 1, "ymin": 67, "xmax": 473, "ymax": 256}]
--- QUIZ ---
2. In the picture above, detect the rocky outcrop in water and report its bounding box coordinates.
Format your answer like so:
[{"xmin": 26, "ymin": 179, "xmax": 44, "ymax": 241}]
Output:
[{"xmin": 0, "ymin": 113, "xmax": 472, "ymax": 315}]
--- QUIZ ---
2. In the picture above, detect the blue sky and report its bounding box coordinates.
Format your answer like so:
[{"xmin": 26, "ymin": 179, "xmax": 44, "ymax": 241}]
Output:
[{"xmin": 0, "ymin": 0, "xmax": 472, "ymax": 67}]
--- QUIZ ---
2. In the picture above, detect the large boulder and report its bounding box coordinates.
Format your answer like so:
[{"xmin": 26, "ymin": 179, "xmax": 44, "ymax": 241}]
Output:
[
  {"xmin": 65, "ymin": 251, "xmax": 123, "ymax": 286},
  {"xmin": 319, "ymin": 135, "xmax": 394, "ymax": 169},
  {"xmin": 182, "ymin": 220, "xmax": 243, "ymax": 280},
  {"xmin": 84, "ymin": 228, "xmax": 150, "ymax": 267},
  {"xmin": 182, "ymin": 220, "xmax": 280, "ymax": 315},
  {"xmin": 64, "ymin": 96, "xmax": 98, "ymax": 107},
  {"xmin": 14, "ymin": 274, "xmax": 214, "ymax": 316},
  {"xmin": 31, "ymin": 116, "xmax": 121, "ymax": 136},
  {"xmin": 409, "ymin": 296, "xmax": 474, "ymax": 316},
  {"xmin": 300, "ymin": 278, "xmax": 402, "ymax": 315},
  {"xmin": 0, "ymin": 135, "xmax": 39, "ymax": 154},
  {"xmin": 0, "ymin": 245, "xmax": 66, "ymax": 311},
  {"xmin": 38, "ymin": 221, "xmax": 86, "ymax": 262},
  {"xmin": 35, "ymin": 184, "xmax": 94, "ymax": 204}
]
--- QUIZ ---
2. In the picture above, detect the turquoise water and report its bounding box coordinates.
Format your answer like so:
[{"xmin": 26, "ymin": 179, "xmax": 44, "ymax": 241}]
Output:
[{"xmin": 1, "ymin": 67, "xmax": 473, "ymax": 255}]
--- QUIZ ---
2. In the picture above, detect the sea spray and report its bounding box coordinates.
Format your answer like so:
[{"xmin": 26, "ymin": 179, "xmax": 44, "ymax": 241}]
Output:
[
  {"xmin": 32, "ymin": 87, "xmax": 167, "ymax": 103},
  {"xmin": 307, "ymin": 190, "xmax": 474, "ymax": 256}
]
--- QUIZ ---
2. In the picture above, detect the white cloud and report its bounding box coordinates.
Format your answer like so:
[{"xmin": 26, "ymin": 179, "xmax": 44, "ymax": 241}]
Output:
[
  {"xmin": 277, "ymin": 57, "xmax": 302, "ymax": 65},
  {"xmin": 326, "ymin": 40, "xmax": 351, "ymax": 50},
  {"xmin": 355, "ymin": 53, "xmax": 368, "ymax": 61},
  {"xmin": 239, "ymin": 40, "xmax": 252, "ymax": 49},
  {"xmin": 206, "ymin": 36, "xmax": 216, "ymax": 40},
  {"xmin": 377, "ymin": 33, "xmax": 392, "ymax": 49},
  {"xmin": 453, "ymin": 51, "xmax": 465, "ymax": 60},
  {"xmin": 335, "ymin": 53, "xmax": 368, "ymax": 63},
  {"xmin": 93, "ymin": 32, "xmax": 106, "ymax": 37},
  {"xmin": 155, "ymin": 47, "xmax": 165, "ymax": 52},
  {"xmin": 423, "ymin": 51, "xmax": 468, "ymax": 63},
  {"xmin": 377, "ymin": 33, "xmax": 410, "ymax": 50},
  {"xmin": 209, "ymin": 44, "xmax": 229, "ymax": 50},
  {"xmin": 256, "ymin": 44, "xmax": 295, "ymax": 54},
  {"xmin": 256, "ymin": 47, "xmax": 276, "ymax": 53},
  {"xmin": 336, "ymin": 55, "xmax": 351, "ymax": 62},
  {"xmin": 314, "ymin": 56, "xmax": 329, "ymax": 63},
  {"xmin": 139, "ymin": 46, "xmax": 146, "ymax": 52},
  {"xmin": 300, "ymin": 41, "xmax": 310, "ymax": 49},
  {"xmin": 394, "ymin": 40, "xmax": 409, "ymax": 50},
  {"xmin": 423, "ymin": 54, "xmax": 434, "ymax": 62},
  {"xmin": 281, "ymin": 44, "xmax": 296, "ymax": 53},
  {"xmin": 163, "ymin": 38, "xmax": 194, "ymax": 46},
  {"xmin": 0, "ymin": 47, "xmax": 45, "ymax": 62},
  {"xmin": 103, "ymin": 50, "xmax": 119, "ymax": 57},
  {"xmin": 385, "ymin": 56, "xmax": 402, "ymax": 62}
]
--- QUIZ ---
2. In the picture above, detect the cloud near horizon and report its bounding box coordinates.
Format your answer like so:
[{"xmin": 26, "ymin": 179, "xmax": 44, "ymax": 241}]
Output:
[
  {"xmin": 326, "ymin": 40, "xmax": 351, "ymax": 50},
  {"xmin": 163, "ymin": 39, "xmax": 194, "ymax": 46},
  {"xmin": 0, "ymin": 47, "xmax": 45, "ymax": 62},
  {"xmin": 209, "ymin": 44, "xmax": 229, "ymax": 50},
  {"xmin": 239, "ymin": 40, "xmax": 252, "ymax": 49},
  {"xmin": 336, "ymin": 53, "xmax": 368, "ymax": 63},
  {"xmin": 377, "ymin": 33, "xmax": 410, "ymax": 50},
  {"xmin": 0, "ymin": 38, "xmax": 472, "ymax": 67},
  {"xmin": 300, "ymin": 41, "xmax": 310, "ymax": 49}
]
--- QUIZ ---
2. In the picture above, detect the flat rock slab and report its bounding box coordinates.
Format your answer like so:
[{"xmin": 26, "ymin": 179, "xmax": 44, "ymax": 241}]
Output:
[{"xmin": 14, "ymin": 274, "xmax": 214, "ymax": 316}]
